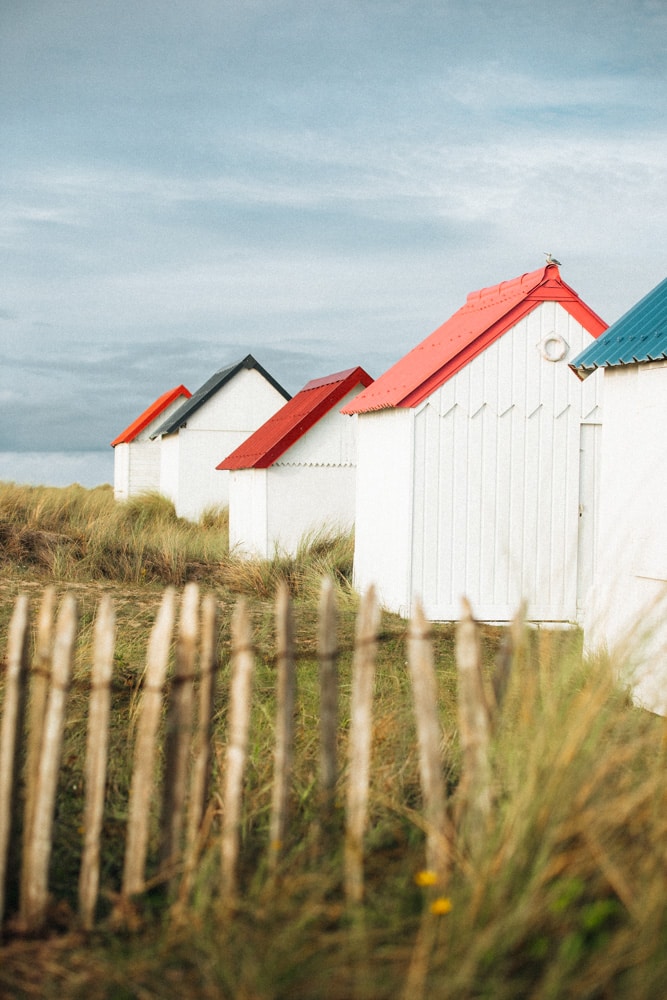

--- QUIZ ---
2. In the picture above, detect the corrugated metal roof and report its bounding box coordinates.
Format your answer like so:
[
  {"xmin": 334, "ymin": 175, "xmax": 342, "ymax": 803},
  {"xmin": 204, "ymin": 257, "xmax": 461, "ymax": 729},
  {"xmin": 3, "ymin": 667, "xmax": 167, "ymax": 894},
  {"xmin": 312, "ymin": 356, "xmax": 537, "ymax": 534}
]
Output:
[
  {"xmin": 110, "ymin": 385, "xmax": 191, "ymax": 447},
  {"xmin": 217, "ymin": 366, "xmax": 373, "ymax": 470},
  {"xmin": 342, "ymin": 264, "xmax": 607, "ymax": 414},
  {"xmin": 570, "ymin": 277, "xmax": 667, "ymax": 379},
  {"xmin": 150, "ymin": 354, "xmax": 291, "ymax": 438}
]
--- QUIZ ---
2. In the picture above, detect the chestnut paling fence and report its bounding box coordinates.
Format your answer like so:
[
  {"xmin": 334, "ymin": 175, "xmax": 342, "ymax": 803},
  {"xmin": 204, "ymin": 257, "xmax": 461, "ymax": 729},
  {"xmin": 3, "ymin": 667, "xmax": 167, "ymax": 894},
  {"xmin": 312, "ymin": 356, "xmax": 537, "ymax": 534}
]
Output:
[{"xmin": 0, "ymin": 580, "xmax": 520, "ymax": 936}]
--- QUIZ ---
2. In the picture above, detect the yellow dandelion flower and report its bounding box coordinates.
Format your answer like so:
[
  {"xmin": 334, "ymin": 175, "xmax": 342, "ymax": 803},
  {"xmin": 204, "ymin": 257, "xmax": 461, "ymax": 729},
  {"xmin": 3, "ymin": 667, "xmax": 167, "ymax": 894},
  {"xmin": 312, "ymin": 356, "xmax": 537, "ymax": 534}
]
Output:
[
  {"xmin": 414, "ymin": 869, "xmax": 438, "ymax": 887},
  {"xmin": 430, "ymin": 897, "xmax": 453, "ymax": 916}
]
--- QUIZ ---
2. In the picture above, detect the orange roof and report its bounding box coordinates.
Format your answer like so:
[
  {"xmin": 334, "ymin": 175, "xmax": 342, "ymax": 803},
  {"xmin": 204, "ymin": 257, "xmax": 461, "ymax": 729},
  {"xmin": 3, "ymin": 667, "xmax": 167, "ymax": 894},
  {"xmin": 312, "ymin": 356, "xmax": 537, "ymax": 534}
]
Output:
[
  {"xmin": 110, "ymin": 385, "xmax": 191, "ymax": 447},
  {"xmin": 217, "ymin": 367, "xmax": 373, "ymax": 470},
  {"xmin": 342, "ymin": 264, "xmax": 607, "ymax": 414}
]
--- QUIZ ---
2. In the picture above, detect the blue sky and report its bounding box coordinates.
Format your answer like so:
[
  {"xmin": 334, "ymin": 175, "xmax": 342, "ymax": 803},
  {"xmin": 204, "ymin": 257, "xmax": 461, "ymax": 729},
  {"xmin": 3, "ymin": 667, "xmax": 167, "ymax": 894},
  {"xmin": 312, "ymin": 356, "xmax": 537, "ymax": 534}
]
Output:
[{"xmin": 1, "ymin": 0, "xmax": 666, "ymax": 486}]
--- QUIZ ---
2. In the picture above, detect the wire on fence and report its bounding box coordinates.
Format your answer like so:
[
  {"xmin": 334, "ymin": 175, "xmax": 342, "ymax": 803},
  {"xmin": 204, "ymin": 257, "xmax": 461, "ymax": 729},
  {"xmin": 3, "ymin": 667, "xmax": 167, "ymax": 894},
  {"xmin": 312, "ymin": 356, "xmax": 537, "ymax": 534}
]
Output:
[{"xmin": 0, "ymin": 581, "xmax": 509, "ymax": 935}]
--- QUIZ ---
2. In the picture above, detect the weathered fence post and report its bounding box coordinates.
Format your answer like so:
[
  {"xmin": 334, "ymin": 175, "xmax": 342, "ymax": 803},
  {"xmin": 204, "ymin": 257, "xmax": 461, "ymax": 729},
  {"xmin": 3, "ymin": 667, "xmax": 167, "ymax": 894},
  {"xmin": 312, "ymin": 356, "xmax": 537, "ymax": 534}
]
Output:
[
  {"xmin": 159, "ymin": 582, "xmax": 198, "ymax": 889},
  {"xmin": 407, "ymin": 600, "xmax": 451, "ymax": 885},
  {"xmin": 0, "ymin": 594, "xmax": 30, "ymax": 929},
  {"xmin": 492, "ymin": 600, "xmax": 526, "ymax": 725},
  {"xmin": 318, "ymin": 576, "xmax": 338, "ymax": 834},
  {"xmin": 21, "ymin": 585, "xmax": 55, "ymax": 907},
  {"xmin": 455, "ymin": 597, "xmax": 492, "ymax": 851},
  {"xmin": 344, "ymin": 585, "xmax": 380, "ymax": 906},
  {"xmin": 269, "ymin": 581, "xmax": 296, "ymax": 872},
  {"xmin": 180, "ymin": 592, "xmax": 218, "ymax": 903},
  {"xmin": 21, "ymin": 593, "xmax": 78, "ymax": 932},
  {"xmin": 220, "ymin": 598, "xmax": 254, "ymax": 904},
  {"xmin": 121, "ymin": 587, "xmax": 175, "ymax": 899},
  {"xmin": 78, "ymin": 594, "xmax": 115, "ymax": 929}
]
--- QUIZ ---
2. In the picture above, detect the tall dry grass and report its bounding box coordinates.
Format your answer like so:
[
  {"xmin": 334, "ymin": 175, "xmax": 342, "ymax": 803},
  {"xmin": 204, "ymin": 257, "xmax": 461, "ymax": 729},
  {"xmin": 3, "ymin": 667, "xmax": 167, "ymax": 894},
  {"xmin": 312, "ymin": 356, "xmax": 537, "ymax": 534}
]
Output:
[
  {"xmin": 1, "ymin": 483, "xmax": 667, "ymax": 997},
  {"xmin": 0, "ymin": 483, "xmax": 354, "ymax": 607},
  {"xmin": 14, "ymin": 619, "xmax": 661, "ymax": 1000},
  {"xmin": 143, "ymin": 627, "xmax": 664, "ymax": 1000},
  {"xmin": 0, "ymin": 483, "xmax": 229, "ymax": 585}
]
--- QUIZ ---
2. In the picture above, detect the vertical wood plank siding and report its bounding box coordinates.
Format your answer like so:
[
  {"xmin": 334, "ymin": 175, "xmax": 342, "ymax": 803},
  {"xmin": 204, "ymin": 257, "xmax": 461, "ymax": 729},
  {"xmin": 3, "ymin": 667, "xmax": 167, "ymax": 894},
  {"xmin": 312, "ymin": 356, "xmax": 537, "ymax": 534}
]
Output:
[{"xmin": 407, "ymin": 303, "xmax": 602, "ymax": 622}]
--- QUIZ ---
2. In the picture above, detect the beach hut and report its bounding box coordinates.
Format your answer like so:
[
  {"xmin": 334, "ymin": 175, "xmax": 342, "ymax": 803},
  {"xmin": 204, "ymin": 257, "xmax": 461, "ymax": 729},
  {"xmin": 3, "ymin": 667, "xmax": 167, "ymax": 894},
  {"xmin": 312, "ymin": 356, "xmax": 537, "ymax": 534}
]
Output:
[
  {"xmin": 152, "ymin": 355, "xmax": 291, "ymax": 522},
  {"xmin": 111, "ymin": 384, "xmax": 191, "ymax": 500},
  {"xmin": 342, "ymin": 262, "xmax": 607, "ymax": 623},
  {"xmin": 218, "ymin": 366, "xmax": 373, "ymax": 558},
  {"xmin": 570, "ymin": 276, "xmax": 667, "ymax": 714}
]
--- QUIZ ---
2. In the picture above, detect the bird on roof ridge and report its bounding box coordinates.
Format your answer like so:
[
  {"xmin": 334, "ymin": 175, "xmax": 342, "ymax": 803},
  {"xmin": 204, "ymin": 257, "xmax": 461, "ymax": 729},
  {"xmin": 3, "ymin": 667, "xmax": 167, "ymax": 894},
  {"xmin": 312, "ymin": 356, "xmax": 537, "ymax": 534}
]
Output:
[{"xmin": 544, "ymin": 251, "xmax": 562, "ymax": 266}]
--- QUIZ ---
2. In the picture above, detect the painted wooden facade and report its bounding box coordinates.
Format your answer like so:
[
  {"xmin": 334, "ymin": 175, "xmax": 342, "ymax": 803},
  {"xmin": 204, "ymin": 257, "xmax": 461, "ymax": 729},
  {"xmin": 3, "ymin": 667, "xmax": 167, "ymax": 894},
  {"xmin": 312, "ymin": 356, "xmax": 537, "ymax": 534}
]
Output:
[
  {"xmin": 152, "ymin": 356, "xmax": 290, "ymax": 522},
  {"xmin": 343, "ymin": 264, "xmax": 607, "ymax": 623},
  {"xmin": 110, "ymin": 385, "xmax": 191, "ymax": 501},
  {"xmin": 570, "ymin": 277, "xmax": 667, "ymax": 714},
  {"xmin": 218, "ymin": 367, "xmax": 373, "ymax": 558}
]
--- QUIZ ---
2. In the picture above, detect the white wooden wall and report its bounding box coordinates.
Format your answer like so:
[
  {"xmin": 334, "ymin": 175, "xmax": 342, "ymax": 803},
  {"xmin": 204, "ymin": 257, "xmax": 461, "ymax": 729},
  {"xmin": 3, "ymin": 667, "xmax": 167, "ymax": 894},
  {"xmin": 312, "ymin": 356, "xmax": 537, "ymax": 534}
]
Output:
[
  {"xmin": 114, "ymin": 432, "xmax": 163, "ymax": 501},
  {"xmin": 113, "ymin": 394, "xmax": 188, "ymax": 501},
  {"xmin": 352, "ymin": 408, "xmax": 415, "ymax": 615},
  {"xmin": 228, "ymin": 469, "xmax": 268, "ymax": 558},
  {"xmin": 159, "ymin": 368, "xmax": 288, "ymax": 523},
  {"xmin": 267, "ymin": 465, "xmax": 357, "ymax": 555},
  {"xmin": 353, "ymin": 302, "xmax": 602, "ymax": 623},
  {"xmin": 159, "ymin": 434, "xmax": 180, "ymax": 510},
  {"xmin": 113, "ymin": 444, "xmax": 131, "ymax": 500},
  {"xmin": 585, "ymin": 362, "xmax": 667, "ymax": 715},
  {"xmin": 228, "ymin": 386, "xmax": 363, "ymax": 558}
]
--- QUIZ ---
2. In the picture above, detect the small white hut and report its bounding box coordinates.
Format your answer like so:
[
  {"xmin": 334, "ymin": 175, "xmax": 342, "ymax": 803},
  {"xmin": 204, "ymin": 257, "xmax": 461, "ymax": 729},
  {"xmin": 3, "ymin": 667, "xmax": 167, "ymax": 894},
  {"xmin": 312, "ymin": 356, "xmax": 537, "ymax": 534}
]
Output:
[
  {"xmin": 218, "ymin": 367, "xmax": 373, "ymax": 558},
  {"xmin": 343, "ymin": 263, "xmax": 607, "ymax": 623},
  {"xmin": 152, "ymin": 355, "xmax": 291, "ymax": 522},
  {"xmin": 570, "ymin": 276, "xmax": 667, "ymax": 714},
  {"xmin": 111, "ymin": 385, "xmax": 191, "ymax": 501}
]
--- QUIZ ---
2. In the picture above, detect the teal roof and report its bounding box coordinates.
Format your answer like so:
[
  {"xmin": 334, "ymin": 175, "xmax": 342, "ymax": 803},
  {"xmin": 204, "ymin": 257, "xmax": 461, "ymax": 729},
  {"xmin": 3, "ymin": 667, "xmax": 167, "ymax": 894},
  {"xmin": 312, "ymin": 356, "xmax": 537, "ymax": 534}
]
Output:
[{"xmin": 570, "ymin": 277, "xmax": 667, "ymax": 379}]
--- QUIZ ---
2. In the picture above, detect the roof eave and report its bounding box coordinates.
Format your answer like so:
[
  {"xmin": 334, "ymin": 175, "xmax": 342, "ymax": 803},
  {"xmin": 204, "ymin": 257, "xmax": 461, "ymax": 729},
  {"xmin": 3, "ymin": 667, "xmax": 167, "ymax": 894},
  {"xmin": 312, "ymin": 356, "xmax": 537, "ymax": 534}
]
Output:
[
  {"xmin": 569, "ymin": 363, "xmax": 596, "ymax": 381},
  {"xmin": 345, "ymin": 267, "xmax": 607, "ymax": 415},
  {"xmin": 110, "ymin": 385, "xmax": 191, "ymax": 447},
  {"xmin": 153, "ymin": 355, "xmax": 291, "ymax": 438},
  {"xmin": 219, "ymin": 369, "xmax": 372, "ymax": 469}
]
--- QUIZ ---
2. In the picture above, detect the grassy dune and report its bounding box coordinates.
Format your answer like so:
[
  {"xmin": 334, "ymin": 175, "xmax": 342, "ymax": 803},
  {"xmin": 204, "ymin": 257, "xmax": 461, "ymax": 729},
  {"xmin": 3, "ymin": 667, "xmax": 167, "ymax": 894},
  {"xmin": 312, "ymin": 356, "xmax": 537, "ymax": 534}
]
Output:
[
  {"xmin": 1, "ymin": 483, "xmax": 666, "ymax": 998},
  {"xmin": 0, "ymin": 482, "xmax": 353, "ymax": 593}
]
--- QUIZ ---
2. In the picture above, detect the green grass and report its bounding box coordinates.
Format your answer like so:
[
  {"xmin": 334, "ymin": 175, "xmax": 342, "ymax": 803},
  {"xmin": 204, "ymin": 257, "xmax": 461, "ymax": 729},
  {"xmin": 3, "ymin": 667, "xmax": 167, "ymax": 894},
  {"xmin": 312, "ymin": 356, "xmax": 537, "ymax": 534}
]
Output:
[{"xmin": 1, "ymin": 482, "xmax": 667, "ymax": 998}]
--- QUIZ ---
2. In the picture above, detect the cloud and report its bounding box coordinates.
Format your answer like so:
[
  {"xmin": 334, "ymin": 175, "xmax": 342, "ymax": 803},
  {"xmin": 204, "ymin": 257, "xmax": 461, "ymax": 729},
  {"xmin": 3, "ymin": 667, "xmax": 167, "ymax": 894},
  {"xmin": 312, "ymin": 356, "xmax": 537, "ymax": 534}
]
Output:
[
  {"xmin": 5, "ymin": 128, "xmax": 664, "ymax": 278},
  {"xmin": 440, "ymin": 64, "xmax": 662, "ymax": 117},
  {"xmin": 0, "ymin": 332, "xmax": 363, "ymax": 453},
  {"xmin": 1, "ymin": 0, "xmax": 665, "ymax": 470}
]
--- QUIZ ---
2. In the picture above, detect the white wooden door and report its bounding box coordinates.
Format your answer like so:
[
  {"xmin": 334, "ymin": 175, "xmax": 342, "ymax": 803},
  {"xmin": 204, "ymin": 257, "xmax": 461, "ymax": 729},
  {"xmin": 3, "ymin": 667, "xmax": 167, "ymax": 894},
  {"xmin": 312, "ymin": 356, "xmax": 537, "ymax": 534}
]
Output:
[{"xmin": 576, "ymin": 423, "xmax": 601, "ymax": 620}]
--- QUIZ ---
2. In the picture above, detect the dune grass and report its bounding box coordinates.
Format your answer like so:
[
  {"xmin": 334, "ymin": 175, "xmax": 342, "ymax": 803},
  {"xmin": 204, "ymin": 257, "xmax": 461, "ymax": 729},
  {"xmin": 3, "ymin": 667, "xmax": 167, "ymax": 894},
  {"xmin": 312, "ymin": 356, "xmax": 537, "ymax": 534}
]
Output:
[
  {"xmin": 1, "ymin": 483, "xmax": 667, "ymax": 997},
  {"xmin": 0, "ymin": 482, "xmax": 355, "ymax": 604},
  {"xmin": 0, "ymin": 483, "xmax": 230, "ymax": 585}
]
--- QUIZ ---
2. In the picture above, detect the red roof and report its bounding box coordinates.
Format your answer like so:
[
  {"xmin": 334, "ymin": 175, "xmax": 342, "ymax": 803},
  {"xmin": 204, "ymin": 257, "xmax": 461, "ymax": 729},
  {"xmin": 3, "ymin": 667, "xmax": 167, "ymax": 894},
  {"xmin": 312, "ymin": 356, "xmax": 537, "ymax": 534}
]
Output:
[
  {"xmin": 110, "ymin": 385, "xmax": 191, "ymax": 447},
  {"xmin": 342, "ymin": 264, "xmax": 607, "ymax": 414},
  {"xmin": 217, "ymin": 367, "xmax": 373, "ymax": 470}
]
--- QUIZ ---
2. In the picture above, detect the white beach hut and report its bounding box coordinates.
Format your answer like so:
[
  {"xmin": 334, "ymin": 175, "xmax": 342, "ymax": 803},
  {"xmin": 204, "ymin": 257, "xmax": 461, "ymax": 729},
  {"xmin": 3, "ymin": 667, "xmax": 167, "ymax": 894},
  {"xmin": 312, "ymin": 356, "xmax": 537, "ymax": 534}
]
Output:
[
  {"xmin": 342, "ymin": 263, "xmax": 607, "ymax": 623},
  {"xmin": 111, "ymin": 384, "xmax": 191, "ymax": 501},
  {"xmin": 152, "ymin": 355, "xmax": 291, "ymax": 522},
  {"xmin": 218, "ymin": 366, "xmax": 373, "ymax": 558},
  {"xmin": 570, "ymin": 277, "xmax": 667, "ymax": 714}
]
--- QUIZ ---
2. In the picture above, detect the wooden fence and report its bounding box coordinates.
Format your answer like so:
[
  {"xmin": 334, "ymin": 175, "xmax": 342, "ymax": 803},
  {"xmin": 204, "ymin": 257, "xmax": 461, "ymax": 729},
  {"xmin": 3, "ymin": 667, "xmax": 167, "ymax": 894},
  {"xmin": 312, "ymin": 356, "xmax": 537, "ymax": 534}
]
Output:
[{"xmin": 0, "ymin": 579, "xmax": 521, "ymax": 936}]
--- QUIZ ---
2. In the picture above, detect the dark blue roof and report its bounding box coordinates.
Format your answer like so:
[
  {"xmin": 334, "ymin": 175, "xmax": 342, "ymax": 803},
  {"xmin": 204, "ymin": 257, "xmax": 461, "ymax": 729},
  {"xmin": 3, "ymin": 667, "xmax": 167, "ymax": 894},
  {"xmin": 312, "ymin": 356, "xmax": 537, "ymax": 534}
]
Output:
[
  {"xmin": 570, "ymin": 277, "xmax": 667, "ymax": 379},
  {"xmin": 151, "ymin": 354, "xmax": 291, "ymax": 438}
]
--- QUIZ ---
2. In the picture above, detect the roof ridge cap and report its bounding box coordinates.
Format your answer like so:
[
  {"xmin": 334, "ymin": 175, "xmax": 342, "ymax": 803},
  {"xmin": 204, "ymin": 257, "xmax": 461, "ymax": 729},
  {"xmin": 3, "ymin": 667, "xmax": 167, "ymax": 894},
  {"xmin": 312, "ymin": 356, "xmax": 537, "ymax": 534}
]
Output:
[
  {"xmin": 303, "ymin": 366, "xmax": 372, "ymax": 391},
  {"xmin": 465, "ymin": 265, "xmax": 550, "ymax": 306}
]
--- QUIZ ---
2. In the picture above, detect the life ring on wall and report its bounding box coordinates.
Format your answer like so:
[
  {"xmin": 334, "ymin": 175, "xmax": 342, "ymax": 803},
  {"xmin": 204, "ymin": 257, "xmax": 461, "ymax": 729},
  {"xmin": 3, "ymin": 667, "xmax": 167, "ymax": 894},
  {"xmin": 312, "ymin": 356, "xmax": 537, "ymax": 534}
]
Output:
[{"xmin": 539, "ymin": 333, "xmax": 569, "ymax": 362}]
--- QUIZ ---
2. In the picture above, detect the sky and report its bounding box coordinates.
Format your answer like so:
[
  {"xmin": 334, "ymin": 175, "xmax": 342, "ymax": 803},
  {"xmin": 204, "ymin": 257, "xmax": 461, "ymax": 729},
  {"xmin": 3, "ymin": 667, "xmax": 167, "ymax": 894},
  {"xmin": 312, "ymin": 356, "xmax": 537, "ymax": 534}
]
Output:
[{"xmin": 1, "ymin": 0, "xmax": 666, "ymax": 487}]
